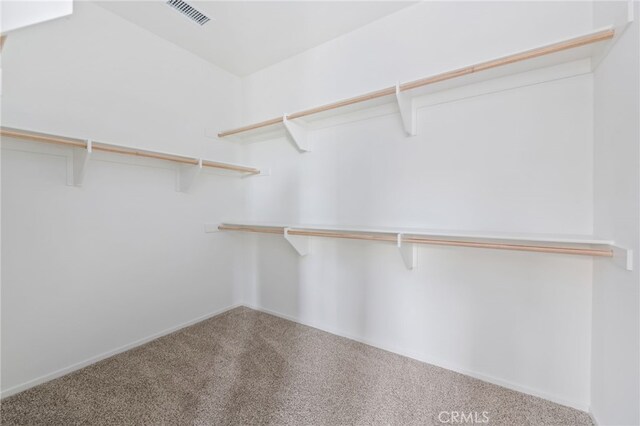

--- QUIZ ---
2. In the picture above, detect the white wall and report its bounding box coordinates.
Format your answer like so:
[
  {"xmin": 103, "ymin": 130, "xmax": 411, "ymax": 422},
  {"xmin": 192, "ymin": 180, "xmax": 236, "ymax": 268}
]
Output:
[
  {"xmin": 239, "ymin": 1, "xmax": 596, "ymax": 410},
  {"xmin": 591, "ymin": 2, "xmax": 640, "ymax": 425},
  {"xmin": 1, "ymin": 2, "xmax": 246, "ymax": 396}
]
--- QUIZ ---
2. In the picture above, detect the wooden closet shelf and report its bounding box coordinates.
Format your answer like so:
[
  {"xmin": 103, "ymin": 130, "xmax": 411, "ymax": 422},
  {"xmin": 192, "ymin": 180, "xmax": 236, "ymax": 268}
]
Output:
[
  {"xmin": 0, "ymin": 127, "xmax": 261, "ymax": 175},
  {"xmin": 208, "ymin": 222, "xmax": 632, "ymax": 270},
  {"xmin": 218, "ymin": 28, "xmax": 615, "ymax": 140}
]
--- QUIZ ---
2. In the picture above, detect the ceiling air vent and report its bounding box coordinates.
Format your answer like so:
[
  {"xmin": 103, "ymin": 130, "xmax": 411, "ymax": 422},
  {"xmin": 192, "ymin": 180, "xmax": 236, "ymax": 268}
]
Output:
[{"xmin": 166, "ymin": 0, "xmax": 211, "ymax": 26}]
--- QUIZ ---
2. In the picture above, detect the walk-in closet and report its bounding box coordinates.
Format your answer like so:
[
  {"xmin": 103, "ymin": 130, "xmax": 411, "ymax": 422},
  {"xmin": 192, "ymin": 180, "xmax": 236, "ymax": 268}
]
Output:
[{"xmin": 1, "ymin": 1, "xmax": 638, "ymax": 425}]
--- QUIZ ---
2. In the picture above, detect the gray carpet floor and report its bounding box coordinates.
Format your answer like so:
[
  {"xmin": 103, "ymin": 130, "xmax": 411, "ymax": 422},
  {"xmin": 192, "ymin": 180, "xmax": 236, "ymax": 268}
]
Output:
[{"xmin": 1, "ymin": 306, "xmax": 592, "ymax": 425}]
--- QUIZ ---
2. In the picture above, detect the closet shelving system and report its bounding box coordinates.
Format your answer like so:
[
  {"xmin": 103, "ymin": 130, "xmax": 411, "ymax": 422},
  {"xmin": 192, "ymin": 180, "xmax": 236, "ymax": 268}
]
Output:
[
  {"xmin": 208, "ymin": 24, "xmax": 633, "ymax": 271},
  {"xmin": 206, "ymin": 222, "xmax": 633, "ymax": 271},
  {"xmin": 217, "ymin": 28, "xmax": 618, "ymax": 151},
  {"xmin": 0, "ymin": 127, "xmax": 263, "ymax": 192}
]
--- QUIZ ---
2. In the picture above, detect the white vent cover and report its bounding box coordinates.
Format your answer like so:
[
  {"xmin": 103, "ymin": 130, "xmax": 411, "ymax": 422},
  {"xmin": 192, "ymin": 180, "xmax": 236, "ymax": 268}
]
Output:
[{"xmin": 166, "ymin": 0, "xmax": 211, "ymax": 26}]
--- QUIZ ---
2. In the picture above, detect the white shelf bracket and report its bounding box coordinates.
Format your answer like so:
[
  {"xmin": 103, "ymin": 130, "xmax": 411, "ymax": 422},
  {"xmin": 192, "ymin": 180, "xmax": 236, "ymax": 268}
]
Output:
[
  {"xmin": 70, "ymin": 139, "xmax": 91, "ymax": 186},
  {"xmin": 395, "ymin": 83, "xmax": 416, "ymax": 136},
  {"xmin": 177, "ymin": 158, "xmax": 202, "ymax": 193},
  {"xmin": 283, "ymin": 115, "xmax": 311, "ymax": 152},
  {"xmin": 284, "ymin": 228, "xmax": 310, "ymax": 256},
  {"xmin": 397, "ymin": 234, "xmax": 417, "ymax": 270},
  {"xmin": 612, "ymin": 245, "xmax": 633, "ymax": 271}
]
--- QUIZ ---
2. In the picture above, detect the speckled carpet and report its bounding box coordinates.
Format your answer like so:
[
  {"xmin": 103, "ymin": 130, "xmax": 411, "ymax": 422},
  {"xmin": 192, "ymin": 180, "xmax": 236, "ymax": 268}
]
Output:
[{"xmin": 1, "ymin": 306, "xmax": 592, "ymax": 425}]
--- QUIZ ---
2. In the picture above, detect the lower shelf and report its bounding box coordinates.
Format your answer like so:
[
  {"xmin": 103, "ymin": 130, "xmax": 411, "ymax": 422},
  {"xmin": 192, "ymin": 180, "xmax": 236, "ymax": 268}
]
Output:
[{"xmin": 206, "ymin": 222, "xmax": 632, "ymax": 271}]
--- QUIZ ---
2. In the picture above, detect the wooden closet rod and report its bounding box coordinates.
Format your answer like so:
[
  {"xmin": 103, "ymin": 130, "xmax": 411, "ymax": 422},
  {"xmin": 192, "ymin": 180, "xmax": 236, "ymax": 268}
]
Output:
[
  {"xmin": 399, "ymin": 29, "xmax": 614, "ymax": 91},
  {"xmin": 401, "ymin": 236, "xmax": 612, "ymax": 257},
  {"xmin": 0, "ymin": 128, "xmax": 87, "ymax": 148},
  {"xmin": 202, "ymin": 160, "xmax": 259, "ymax": 174},
  {"xmin": 218, "ymin": 29, "xmax": 614, "ymax": 138},
  {"xmin": 91, "ymin": 142, "xmax": 199, "ymax": 165},
  {"xmin": 0, "ymin": 127, "xmax": 260, "ymax": 174},
  {"xmin": 218, "ymin": 224, "xmax": 614, "ymax": 258},
  {"xmin": 288, "ymin": 229, "xmax": 398, "ymax": 243},
  {"xmin": 288, "ymin": 229, "xmax": 613, "ymax": 257},
  {"xmin": 218, "ymin": 224, "xmax": 285, "ymax": 234}
]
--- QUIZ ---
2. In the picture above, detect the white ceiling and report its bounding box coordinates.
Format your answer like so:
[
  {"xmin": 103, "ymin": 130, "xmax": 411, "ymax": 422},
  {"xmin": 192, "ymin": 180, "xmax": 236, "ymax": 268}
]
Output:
[{"xmin": 96, "ymin": 1, "xmax": 415, "ymax": 76}]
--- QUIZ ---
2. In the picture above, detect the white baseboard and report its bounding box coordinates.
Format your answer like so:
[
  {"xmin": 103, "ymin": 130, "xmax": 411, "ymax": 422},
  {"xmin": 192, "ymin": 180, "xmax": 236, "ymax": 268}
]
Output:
[
  {"xmin": 245, "ymin": 303, "xmax": 590, "ymax": 413},
  {"xmin": 589, "ymin": 407, "xmax": 600, "ymax": 426},
  {"xmin": 1, "ymin": 304, "xmax": 242, "ymax": 399}
]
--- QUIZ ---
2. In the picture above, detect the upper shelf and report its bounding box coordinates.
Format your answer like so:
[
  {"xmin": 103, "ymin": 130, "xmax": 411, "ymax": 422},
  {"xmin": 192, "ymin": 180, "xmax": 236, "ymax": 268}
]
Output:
[
  {"xmin": 217, "ymin": 28, "xmax": 616, "ymax": 146},
  {"xmin": 0, "ymin": 127, "xmax": 263, "ymax": 191}
]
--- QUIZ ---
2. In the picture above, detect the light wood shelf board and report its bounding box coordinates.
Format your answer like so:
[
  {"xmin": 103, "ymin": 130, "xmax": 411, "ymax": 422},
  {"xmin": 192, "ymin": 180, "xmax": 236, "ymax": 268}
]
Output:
[
  {"xmin": 1, "ymin": 127, "xmax": 261, "ymax": 175},
  {"xmin": 217, "ymin": 222, "xmax": 616, "ymax": 258},
  {"xmin": 217, "ymin": 29, "xmax": 614, "ymax": 140}
]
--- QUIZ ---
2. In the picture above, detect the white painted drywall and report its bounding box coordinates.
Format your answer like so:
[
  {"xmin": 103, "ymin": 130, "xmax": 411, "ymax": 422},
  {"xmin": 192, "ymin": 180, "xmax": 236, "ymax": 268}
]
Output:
[
  {"xmin": 238, "ymin": 1, "xmax": 596, "ymax": 410},
  {"xmin": 0, "ymin": 2, "xmax": 246, "ymax": 396},
  {"xmin": 591, "ymin": 2, "xmax": 640, "ymax": 425},
  {"xmin": 96, "ymin": 1, "xmax": 415, "ymax": 76}
]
